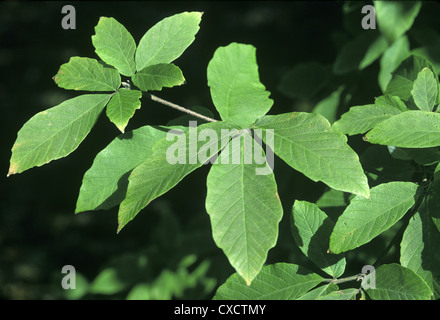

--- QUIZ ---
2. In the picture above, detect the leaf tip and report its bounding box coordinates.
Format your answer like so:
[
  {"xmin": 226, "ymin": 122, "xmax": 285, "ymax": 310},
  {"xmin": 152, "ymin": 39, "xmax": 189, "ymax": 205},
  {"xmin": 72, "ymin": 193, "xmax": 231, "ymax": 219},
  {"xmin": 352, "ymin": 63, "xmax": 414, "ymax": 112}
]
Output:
[{"xmin": 7, "ymin": 164, "xmax": 17, "ymax": 177}]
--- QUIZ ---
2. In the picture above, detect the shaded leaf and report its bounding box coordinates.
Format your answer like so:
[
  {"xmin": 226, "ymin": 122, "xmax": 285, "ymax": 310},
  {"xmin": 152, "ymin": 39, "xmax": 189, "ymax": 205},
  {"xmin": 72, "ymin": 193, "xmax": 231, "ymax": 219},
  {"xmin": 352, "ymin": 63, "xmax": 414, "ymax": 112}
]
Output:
[
  {"xmin": 333, "ymin": 32, "xmax": 388, "ymax": 74},
  {"xmin": 312, "ymin": 86, "xmax": 346, "ymax": 124},
  {"xmin": 75, "ymin": 125, "xmax": 170, "ymax": 213},
  {"xmin": 277, "ymin": 62, "xmax": 331, "ymax": 100},
  {"xmin": 374, "ymin": 1, "xmax": 422, "ymax": 44},
  {"xmin": 401, "ymin": 209, "xmax": 440, "ymax": 298},
  {"xmin": 291, "ymin": 201, "xmax": 346, "ymax": 278},
  {"xmin": 385, "ymin": 55, "xmax": 436, "ymax": 101},
  {"xmin": 118, "ymin": 121, "xmax": 231, "ymax": 232},
  {"xmin": 379, "ymin": 35, "xmax": 410, "ymax": 92},
  {"xmin": 315, "ymin": 188, "xmax": 350, "ymax": 209}
]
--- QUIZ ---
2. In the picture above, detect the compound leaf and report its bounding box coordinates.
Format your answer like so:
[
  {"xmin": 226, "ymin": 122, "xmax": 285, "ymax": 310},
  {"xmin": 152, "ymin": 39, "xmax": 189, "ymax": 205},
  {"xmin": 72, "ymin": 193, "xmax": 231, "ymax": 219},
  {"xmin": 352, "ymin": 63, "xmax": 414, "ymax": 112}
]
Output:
[
  {"xmin": 8, "ymin": 94, "xmax": 112, "ymax": 176},
  {"xmin": 135, "ymin": 12, "xmax": 202, "ymax": 71},
  {"xmin": 132, "ymin": 63, "xmax": 185, "ymax": 92},
  {"xmin": 207, "ymin": 42, "xmax": 273, "ymax": 128},
  {"xmin": 206, "ymin": 132, "xmax": 283, "ymax": 285},
  {"xmin": 75, "ymin": 125, "xmax": 169, "ymax": 213},
  {"xmin": 366, "ymin": 264, "xmax": 433, "ymax": 300},
  {"xmin": 106, "ymin": 88, "xmax": 142, "ymax": 133},
  {"xmin": 254, "ymin": 112, "xmax": 370, "ymax": 198},
  {"xmin": 365, "ymin": 110, "xmax": 440, "ymax": 148},
  {"xmin": 291, "ymin": 201, "xmax": 346, "ymax": 278},
  {"xmin": 213, "ymin": 263, "xmax": 323, "ymax": 300},
  {"xmin": 92, "ymin": 17, "xmax": 137, "ymax": 77},
  {"xmin": 329, "ymin": 181, "xmax": 419, "ymax": 254},
  {"xmin": 53, "ymin": 57, "xmax": 121, "ymax": 92}
]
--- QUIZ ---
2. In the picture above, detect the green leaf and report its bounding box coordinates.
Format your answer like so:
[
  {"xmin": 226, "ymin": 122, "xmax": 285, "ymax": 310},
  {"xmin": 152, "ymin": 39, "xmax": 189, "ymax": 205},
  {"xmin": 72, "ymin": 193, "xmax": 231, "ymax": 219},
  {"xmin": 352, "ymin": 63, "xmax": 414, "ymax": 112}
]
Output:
[
  {"xmin": 316, "ymin": 288, "xmax": 359, "ymax": 300},
  {"xmin": 206, "ymin": 132, "xmax": 283, "ymax": 285},
  {"xmin": 213, "ymin": 263, "xmax": 323, "ymax": 300},
  {"xmin": 135, "ymin": 12, "xmax": 202, "ymax": 71},
  {"xmin": 118, "ymin": 121, "xmax": 231, "ymax": 232},
  {"xmin": 401, "ymin": 209, "xmax": 440, "ymax": 298},
  {"xmin": 291, "ymin": 201, "xmax": 346, "ymax": 278},
  {"xmin": 315, "ymin": 188, "xmax": 350, "ymax": 208},
  {"xmin": 374, "ymin": 94, "xmax": 408, "ymax": 112},
  {"xmin": 277, "ymin": 62, "xmax": 331, "ymax": 100},
  {"xmin": 379, "ymin": 36, "xmax": 410, "ymax": 92},
  {"xmin": 254, "ymin": 112, "xmax": 370, "ymax": 198},
  {"xmin": 207, "ymin": 42, "xmax": 273, "ymax": 128},
  {"xmin": 89, "ymin": 267, "xmax": 127, "ymax": 295},
  {"xmin": 312, "ymin": 86, "xmax": 346, "ymax": 124},
  {"xmin": 106, "ymin": 88, "xmax": 142, "ymax": 133},
  {"xmin": 64, "ymin": 272, "xmax": 89, "ymax": 300},
  {"xmin": 332, "ymin": 102, "xmax": 404, "ymax": 136},
  {"xmin": 412, "ymin": 45, "xmax": 440, "ymax": 76},
  {"xmin": 75, "ymin": 125, "xmax": 169, "ymax": 213},
  {"xmin": 391, "ymin": 147, "xmax": 440, "ymax": 166},
  {"xmin": 92, "ymin": 17, "xmax": 137, "ymax": 77},
  {"xmin": 53, "ymin": 57, "xmax": 121, "ymax": 92},
  {"xmin": 131, "ymin": 63, "xmax": 185, "ymax": 92},
  {"xmin": 365, "ymin": 110, "xmax": 440, "ymax": 148},
  {"xmin": 428, "ymin": 169, "xmax": 440, "ymax": 233},
  {"xmin": 329, "ymin": 181, "xmax": 419, "ymax": 254},
  {"xmin": 366, "ymin": 264, "xmax": 433, "ymax": 300},
  {"xmin": 386, "ymin": 55, "xmax": 437, "ymax": 101},
  {"xmin": 411, "ymin": 68, "xmax": 438, "ymax": 111},
  {"xmin": 297, "ymin": 283, "xmax": 339, "ymax": 300},
  {"xmin": 333, "ymin": 32, "xmax": 388, "ymax": 75},
  {"xmin": 374, "ymin": 1, "xmax": 422, "ymax": 44},
  {"xmin": 8, "ymin": 94, "xmax": 112, "ymax": 176}
]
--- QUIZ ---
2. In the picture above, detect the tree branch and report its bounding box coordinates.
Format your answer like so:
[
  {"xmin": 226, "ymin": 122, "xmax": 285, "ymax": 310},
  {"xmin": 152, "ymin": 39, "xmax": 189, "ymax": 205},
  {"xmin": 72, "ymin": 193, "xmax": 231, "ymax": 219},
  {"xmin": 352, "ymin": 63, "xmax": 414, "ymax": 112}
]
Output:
[
  {"xmin": 323, "ymin": 274, "xmax": 363, "ymax": 285},
  {"xmin": 147, "ymin": 93, "xmax": 218, "ymax": 123}
]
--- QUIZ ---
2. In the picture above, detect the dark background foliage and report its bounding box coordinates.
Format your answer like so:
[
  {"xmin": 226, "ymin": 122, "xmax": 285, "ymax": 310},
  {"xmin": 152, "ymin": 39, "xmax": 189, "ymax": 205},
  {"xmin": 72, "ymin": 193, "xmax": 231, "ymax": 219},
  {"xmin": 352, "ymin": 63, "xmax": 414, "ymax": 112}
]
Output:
[{"xmin": 1, "ymin": 1, "xmax": 438, "ymax": 299}]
